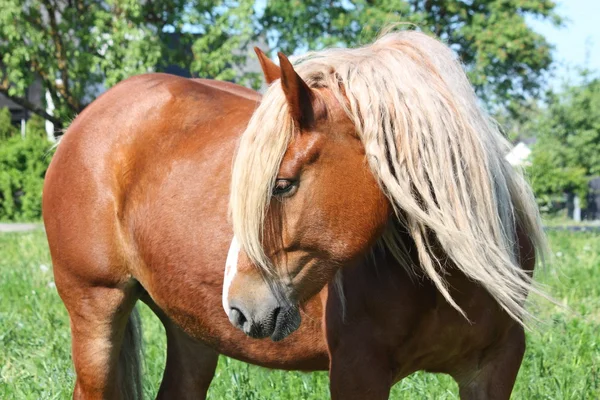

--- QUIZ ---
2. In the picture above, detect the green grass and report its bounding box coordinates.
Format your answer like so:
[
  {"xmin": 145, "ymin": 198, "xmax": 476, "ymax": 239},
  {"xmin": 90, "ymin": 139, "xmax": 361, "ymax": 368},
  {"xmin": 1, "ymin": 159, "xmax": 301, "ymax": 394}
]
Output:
[
  {"xmin": 1, "ymin": 231, "xmax": 598, "ymax": 399},
  {"xmin": 542, "ymin": 214, "xmax": 600, "ymax": 227}
]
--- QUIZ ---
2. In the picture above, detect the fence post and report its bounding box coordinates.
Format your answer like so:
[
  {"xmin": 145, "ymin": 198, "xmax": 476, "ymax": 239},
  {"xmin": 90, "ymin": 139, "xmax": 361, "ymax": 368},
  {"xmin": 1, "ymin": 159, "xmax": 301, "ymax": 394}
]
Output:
[
  {"xmin": 45, "ymin": 89, "xmax": 56, "ymax": 142},
  {"xmin": 573, "ymin": 196, "xmax": 581, "ymax": 222}
]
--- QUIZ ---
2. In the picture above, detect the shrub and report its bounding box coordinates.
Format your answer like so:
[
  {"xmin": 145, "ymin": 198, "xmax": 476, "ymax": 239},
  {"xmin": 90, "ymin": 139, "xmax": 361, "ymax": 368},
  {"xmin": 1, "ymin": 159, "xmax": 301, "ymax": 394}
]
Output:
[
  {"xmin": 525, "ymin": 73, "xmax": 600, "ymax": 214},
  {"xmin": 0, "ymin": 107, "xmax": 18, "ymax": 140},
  {"xmin": 527, "ymin": 146, "xmax": 588, "ymax": 213},
  {"xmin": 0, "ymin": 113, "xmax": 53, "ymax": 221}
]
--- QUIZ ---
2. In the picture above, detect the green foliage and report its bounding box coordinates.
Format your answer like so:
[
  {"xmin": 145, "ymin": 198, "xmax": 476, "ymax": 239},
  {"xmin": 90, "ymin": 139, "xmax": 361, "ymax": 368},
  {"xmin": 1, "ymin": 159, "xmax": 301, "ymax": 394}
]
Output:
[
  {"xmin": 1, "ymin": 231, "xmax": 599, "ymax": 398},
  {"xmin": 260, "ymin": 0, "xmax": 561, "ymax": 110},
  {"xmin": 25, "ymin": 114, "xmax": 47, "ymax": 140},
  {"xmin": 0, "ymin": 117, "xmax": 52, "ymax": 221},
  {"xmin": 0, "ymin": 0, "xmax": 561, "ymax": 126},
  {"xmin": 0, "ymin": 107, "xmax": 18, "ymax": 140},
  {"xmin": 540, "ymin": 75, "xmax": 600, "ymax": 177},
  {"xmin": 0, "ymin": 0, "xmax": 186, "ymax": 125},
  {"xmin": 528, "ymin": 146, "xmax": 588, "ymax": 212},
  {"xmin": 493, "ymin": 99, "xmax": 542, "ymax": 142},
  {"xmin": 189, "ymin": 0, "xmax": 259, "ymax": 86},
  {"xmin": 0, "ymin": 0, "xmax": 571, "ymax": 220},
  {"xmin": 527, "ymin": 73, "xmax": 600, "ymax": 211}
]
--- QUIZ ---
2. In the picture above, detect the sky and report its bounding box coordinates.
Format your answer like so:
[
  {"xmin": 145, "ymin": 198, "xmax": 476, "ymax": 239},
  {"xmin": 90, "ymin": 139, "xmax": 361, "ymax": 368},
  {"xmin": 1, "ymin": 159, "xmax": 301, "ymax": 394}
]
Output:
[{"xmin": 526, "ymin": 0, "xmax": 600, "ymax": 87}]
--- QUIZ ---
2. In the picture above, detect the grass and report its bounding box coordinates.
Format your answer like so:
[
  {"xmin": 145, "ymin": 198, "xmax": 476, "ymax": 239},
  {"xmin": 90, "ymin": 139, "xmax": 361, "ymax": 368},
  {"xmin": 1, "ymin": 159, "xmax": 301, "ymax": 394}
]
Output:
[
  {"xmin": 0, "ymin": 231, "xmax": 598, "ymax": 399},
  {"xmin": 542, "ymin": 214, "xmax": 600, "ymax": 228}
]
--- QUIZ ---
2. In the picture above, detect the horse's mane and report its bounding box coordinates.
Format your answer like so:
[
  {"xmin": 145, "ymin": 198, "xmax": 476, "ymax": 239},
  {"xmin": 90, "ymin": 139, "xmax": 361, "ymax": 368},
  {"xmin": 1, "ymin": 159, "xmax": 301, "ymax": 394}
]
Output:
[{"xmin": 230, "ymin": 30, "xmax": 548, "ymax": 324}]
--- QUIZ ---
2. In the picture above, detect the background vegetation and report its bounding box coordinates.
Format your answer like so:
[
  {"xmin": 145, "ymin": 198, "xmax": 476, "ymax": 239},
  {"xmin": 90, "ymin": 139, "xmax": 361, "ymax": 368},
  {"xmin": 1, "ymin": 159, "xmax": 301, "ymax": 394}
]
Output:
[
  {"xmin": 0, "ymin": 2, "xmax": 598, "ymax": 398},
  {"xmin": 527, "ymin": 73, "xmax": 600, "ymax": 211},
  {"xmin": 0, "ymin": 0, "xmax": 598, "ymax": 221},
  {"xmin": 0, "ymin": 0, "xmax": 560, "ymax": 126},
  {"xmin": 0, "ymin": 112, "xmax": 52, "ymax": 221},
  {"xmin": 0, "ymin": 230, "xmax": 598, "ymax": 398}
]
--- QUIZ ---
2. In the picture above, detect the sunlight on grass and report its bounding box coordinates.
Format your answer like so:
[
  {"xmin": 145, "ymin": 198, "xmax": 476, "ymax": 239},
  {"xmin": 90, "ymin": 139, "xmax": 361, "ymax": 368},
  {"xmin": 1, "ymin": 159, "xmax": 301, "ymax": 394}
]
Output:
[{"xmin": 0, "ymin": 231, "xmax": 598, "ymax": 398}]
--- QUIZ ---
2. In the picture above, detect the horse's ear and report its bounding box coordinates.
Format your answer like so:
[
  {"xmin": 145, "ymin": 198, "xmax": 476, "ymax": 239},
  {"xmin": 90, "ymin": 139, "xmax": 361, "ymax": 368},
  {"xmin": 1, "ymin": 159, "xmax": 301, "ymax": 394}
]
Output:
[
  {"xmin": 254, "ymin": 47, "xmax": 280, "ymax": 85},
  {"xmin": 277, "ymin": 52, "xmax": 314, "ymax": 127}
]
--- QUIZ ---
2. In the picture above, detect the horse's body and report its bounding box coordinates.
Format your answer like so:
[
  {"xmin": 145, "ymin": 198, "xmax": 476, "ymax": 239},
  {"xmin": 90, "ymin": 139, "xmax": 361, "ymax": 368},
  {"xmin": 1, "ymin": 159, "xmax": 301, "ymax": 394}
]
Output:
[
  {"xmin": 43, "ymin": 75, "xmax": 328, "ymax": 399},
  {"xmin": 44, "ymin": 33, "xmax": 543, "ymax": 400}
]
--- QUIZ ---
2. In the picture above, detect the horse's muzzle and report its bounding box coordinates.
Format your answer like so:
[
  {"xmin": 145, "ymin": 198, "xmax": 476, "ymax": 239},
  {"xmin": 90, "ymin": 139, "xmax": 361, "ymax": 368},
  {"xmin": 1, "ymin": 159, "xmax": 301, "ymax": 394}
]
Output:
[{"xmin": 227, "ymin": 302, "xmax": 301, "ymax": 341}]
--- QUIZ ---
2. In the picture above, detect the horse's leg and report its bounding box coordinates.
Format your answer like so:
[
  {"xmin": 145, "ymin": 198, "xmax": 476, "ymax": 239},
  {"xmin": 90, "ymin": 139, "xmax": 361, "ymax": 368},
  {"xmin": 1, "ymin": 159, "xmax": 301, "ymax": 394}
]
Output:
[
  {"xmin": 157, "ymin": 322, "xmax": 219, "ymax": 399},
  {"xmin": 56, "ymin": 271, "xmax": 141, "ymax": 400},
  {"xmin": 455, "ymin": 324, "xmax": 526, "ymax": 400},
  {"xmin": 328, "ymin": 335, "xmax": 392, "ymax": 400},
  {"xmin": 142, "ymin": 297, "xmax": 219, "ymax": 399}
]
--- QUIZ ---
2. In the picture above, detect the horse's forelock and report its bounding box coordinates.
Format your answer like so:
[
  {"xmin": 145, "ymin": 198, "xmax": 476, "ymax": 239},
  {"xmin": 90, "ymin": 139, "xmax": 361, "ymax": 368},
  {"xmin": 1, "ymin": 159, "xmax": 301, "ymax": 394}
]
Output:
[{"xmin": 229, "ymin": 83, "xmax": 294, "ymax": 276}]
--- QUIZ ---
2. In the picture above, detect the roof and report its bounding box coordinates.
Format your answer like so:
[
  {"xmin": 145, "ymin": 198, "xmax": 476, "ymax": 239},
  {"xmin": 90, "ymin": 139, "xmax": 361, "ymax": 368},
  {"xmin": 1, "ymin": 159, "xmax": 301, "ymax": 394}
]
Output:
[{"xmin": 505, "ymin": 142, "xmax": 532, "ymax": 166}]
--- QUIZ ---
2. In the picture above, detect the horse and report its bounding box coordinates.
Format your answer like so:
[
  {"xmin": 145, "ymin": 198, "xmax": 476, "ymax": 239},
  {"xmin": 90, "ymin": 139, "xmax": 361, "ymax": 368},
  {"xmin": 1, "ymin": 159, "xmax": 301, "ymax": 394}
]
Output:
[
  {"xmin": 43, "ymin": 75, "xmax": 330, "ymax": 400},
  {"xmin": 224, "ymin": 30, "xmax": 549, "ymax": 399}
]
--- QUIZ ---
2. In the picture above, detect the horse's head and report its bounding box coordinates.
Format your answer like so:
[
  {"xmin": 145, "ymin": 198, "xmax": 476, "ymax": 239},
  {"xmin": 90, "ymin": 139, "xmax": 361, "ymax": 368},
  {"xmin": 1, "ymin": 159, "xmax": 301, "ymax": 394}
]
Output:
[
  {"xmin": 224, "ymin": 49, "xmax": 390, "ymax": 341},
  {"xmin": 225, "ymin": 32, "xmax": 545, "ymax": 340}
]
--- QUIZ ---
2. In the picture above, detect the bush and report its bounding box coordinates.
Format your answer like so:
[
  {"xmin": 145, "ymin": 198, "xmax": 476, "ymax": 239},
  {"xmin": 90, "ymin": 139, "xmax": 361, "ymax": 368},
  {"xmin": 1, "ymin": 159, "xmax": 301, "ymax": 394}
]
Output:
[
  {"xmin": 527, "ymin": 146, "xmax": 588, "ymax": 213},
  {"xmin": 0, "ymin": 112, "xmax": 53, "ymax": 221},
  {"xmin": 0, "ymin": 107, "xmax": 18, "ymax": 140},
  {"xmin": 525, "ymin": 73, "xmax": 600, "ymax": 213}
]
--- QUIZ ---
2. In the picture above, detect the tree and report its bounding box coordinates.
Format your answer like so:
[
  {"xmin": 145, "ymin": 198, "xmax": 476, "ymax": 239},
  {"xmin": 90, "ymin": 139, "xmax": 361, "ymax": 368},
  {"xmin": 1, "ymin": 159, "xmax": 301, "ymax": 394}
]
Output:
[
  {"xmin": 188, "ymin": 0, "xmax": 259, "ymax": 87},
  {"xmin": 527, "ymin": 71, "xmax": 600, "ymax": 210},
  {"xmin": 0, "ymin": 0, "xmax": 190, "ymax": 127},
  {"xmin": 0, "ymin": 113, "xmax": 51, "ymax": 221},
  {"xmin": 0, "ymin": 107, "xmax": 18, "ymax": 140},
  {"xmin": 1, "ymin": 0, "xmax": 561, "ymax": 127},
  {"xmin": 528, "ymin": 141, "xmax": 588, "ymax": 212},
  {"xmin": 261, "ymin": 0, "xmax": 562, "ymax": 114}
]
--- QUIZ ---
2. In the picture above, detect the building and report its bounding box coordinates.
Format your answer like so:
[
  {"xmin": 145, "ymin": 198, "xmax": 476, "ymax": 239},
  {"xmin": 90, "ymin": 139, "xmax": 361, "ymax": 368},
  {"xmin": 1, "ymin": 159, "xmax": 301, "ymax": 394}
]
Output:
[{"xmin": 505, "ymin": 141, "xmax": 532, "ymax": 166}]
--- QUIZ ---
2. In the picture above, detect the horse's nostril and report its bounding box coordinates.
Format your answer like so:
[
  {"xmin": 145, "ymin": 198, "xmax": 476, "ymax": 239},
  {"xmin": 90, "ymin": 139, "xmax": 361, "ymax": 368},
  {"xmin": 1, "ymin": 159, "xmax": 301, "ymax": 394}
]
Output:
[
  {"xmin": 229, "ymin": 307, "xmax": 247, "ymax": 328},
  {"xmin": 271, "ymin": 306, "xmax": 281, "ymax": 326}
]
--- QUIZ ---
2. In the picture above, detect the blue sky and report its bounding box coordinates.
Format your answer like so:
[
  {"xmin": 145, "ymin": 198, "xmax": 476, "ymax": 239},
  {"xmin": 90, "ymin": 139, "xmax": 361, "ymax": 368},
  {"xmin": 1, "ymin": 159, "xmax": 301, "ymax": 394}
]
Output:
[{"xmin": 527, "ymin": 0, "xmax": 600, "ymax": 86}]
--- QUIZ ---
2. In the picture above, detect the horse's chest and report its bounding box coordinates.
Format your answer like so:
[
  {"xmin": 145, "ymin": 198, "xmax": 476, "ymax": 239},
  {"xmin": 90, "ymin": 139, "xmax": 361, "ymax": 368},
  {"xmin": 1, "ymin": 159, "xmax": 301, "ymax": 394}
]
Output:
[{"xmin": 337, "ymin": 265, "xmax": 507, "ymax": 376}]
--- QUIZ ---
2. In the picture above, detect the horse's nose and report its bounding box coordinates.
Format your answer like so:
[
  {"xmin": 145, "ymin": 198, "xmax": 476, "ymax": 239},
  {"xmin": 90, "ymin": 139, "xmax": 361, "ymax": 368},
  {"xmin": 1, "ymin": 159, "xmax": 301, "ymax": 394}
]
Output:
[
  {"xmin": 227, "ymin": 303, "xmax": 283, "ymax": 339},
  {"xmin": 228, "ymin": 306, "xmax": 249, "ymax": 332},
  {"xmin": 228, "ymin": 305, "xmax": 267, "ymax": 338}
]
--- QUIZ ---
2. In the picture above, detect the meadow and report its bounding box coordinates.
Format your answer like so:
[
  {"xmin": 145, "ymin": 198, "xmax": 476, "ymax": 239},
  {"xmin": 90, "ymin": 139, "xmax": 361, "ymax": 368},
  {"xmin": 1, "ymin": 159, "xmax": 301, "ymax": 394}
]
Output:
[{"xmin": 0, "ymin": 230, "xmax": 598, "ymax": 399}]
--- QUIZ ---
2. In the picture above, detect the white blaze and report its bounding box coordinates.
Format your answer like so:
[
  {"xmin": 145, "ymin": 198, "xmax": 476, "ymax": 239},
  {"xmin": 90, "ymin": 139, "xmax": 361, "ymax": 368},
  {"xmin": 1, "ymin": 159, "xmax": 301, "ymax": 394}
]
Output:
[{"xmin": 222, "ymin": 236, "xmax": 240, "ymax": 316}]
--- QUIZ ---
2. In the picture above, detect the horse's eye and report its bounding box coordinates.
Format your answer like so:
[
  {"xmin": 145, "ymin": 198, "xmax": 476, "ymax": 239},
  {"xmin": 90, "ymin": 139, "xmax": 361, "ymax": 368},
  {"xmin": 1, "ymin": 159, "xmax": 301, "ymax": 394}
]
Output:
[{"xmin": 273, "ymin": 179, "xmax": 297, "ymax": 197}]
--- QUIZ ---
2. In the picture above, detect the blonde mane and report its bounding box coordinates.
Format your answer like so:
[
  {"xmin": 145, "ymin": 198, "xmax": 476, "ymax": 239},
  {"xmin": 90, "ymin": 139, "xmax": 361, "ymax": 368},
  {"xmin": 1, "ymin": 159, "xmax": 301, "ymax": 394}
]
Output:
[{"xmin": 230, "ymin": 30, "xmax": 548, "ymax": 324}]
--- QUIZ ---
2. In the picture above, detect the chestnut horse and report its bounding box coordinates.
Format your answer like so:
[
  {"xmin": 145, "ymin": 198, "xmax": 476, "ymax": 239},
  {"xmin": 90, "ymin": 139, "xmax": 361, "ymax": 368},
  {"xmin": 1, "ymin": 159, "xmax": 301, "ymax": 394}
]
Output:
[
  {"xmin": 225, "ymin": 31, "xmax": 549, "ymax": 399},
  {"xmin": 43, "ymin": 31, "xmax": 545, "ymax": 400},
  {"xmin": 43, "ymin": 76, "xmax": 330, "ymax": 399}
]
